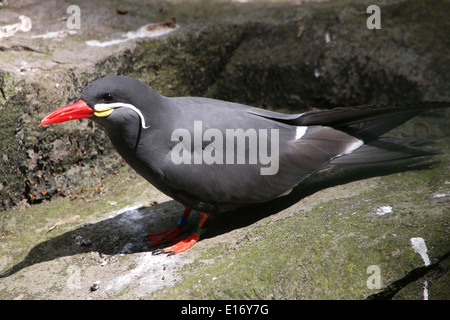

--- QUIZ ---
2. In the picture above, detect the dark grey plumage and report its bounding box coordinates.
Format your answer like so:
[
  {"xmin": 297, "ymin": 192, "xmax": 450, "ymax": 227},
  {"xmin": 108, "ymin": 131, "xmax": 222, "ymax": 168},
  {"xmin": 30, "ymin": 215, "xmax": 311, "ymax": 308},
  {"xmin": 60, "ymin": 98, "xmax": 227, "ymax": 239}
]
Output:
[{"xmin": 77, "ymin": 76, "xmax": 447, "ymax": 213}]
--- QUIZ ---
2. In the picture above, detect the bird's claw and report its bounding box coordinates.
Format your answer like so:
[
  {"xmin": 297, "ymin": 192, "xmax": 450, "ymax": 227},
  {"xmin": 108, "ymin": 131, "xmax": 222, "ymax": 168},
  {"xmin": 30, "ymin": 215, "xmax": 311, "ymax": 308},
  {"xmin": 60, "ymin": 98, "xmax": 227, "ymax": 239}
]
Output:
[
  {"xmin": 151, "ymin": 232, "xmax": 200, "ymax": 256},
  {"xmin": 151, "ymin": 248, "xmax": 165, "ymax": 256},
  {"xmin": 147, "ymin": 225, "xmax": 184, "ymax": 247}
]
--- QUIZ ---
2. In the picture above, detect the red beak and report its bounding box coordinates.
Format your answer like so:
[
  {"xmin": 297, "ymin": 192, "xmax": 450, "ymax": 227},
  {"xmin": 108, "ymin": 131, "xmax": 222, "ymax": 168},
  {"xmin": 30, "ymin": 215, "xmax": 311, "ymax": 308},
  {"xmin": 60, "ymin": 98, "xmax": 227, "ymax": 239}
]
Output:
[{"xmin": 39, "ymin": 100, "xmax": 94, "ymax": 126}]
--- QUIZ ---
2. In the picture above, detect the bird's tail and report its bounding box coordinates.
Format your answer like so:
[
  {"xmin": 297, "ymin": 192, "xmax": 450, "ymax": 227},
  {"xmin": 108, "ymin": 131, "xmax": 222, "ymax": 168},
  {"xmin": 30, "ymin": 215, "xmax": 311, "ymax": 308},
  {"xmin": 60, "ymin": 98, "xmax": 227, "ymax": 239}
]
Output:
[
  {"xmin": 249, "ymin": 101, "xmax": 448, "ymax": 165},
  {"xmin": 296, "ymin": 102, "xmax": 448, "ymax": 166},
  {"xmin": 330, "ymin": 137, "xmax": 441, "ymax": 167}
]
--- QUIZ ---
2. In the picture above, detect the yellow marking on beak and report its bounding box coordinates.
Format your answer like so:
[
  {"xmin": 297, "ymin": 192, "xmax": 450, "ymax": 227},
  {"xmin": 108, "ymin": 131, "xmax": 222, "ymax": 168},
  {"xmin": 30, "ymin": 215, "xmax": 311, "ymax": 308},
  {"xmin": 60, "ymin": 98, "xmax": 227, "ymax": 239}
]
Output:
[{"xmin": 94, "ymin": 108, "xmax": 114, "ymax": 117}]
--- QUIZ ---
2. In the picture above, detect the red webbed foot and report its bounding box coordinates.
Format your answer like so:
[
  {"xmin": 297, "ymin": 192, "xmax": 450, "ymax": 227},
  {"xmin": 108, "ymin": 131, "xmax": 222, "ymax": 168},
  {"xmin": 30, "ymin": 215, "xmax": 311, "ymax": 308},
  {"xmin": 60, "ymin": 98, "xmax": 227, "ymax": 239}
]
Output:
[
  {"xmin": 147, "ymin": 207, "xmax": 192, "ymax": 247},
  {"xmin": 151, "ymin": 211, "xmax": 210, "ymax": 255}
]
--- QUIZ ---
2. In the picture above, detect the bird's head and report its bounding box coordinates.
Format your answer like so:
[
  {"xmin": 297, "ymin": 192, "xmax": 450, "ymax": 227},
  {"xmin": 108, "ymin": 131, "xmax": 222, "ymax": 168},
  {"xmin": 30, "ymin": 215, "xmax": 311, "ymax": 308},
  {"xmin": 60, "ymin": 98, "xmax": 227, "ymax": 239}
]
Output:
[{"xmin": 40, "ymin": 76, "xmax": 158, "ymax": 130}]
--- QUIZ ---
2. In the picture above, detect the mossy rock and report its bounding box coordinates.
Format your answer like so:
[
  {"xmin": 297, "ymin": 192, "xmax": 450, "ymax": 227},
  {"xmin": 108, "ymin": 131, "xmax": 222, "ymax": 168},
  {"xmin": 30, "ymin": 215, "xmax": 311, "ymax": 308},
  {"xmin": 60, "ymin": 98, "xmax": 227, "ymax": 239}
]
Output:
[{"xmin": 0, "ymin": 0, "xmax": 449, "ymax": 299}]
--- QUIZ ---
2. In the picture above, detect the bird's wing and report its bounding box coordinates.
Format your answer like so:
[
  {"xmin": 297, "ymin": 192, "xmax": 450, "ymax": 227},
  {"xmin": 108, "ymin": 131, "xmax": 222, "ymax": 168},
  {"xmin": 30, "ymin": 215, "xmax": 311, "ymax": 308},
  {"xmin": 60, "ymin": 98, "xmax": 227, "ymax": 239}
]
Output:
[
  {"xmin": 246, "ymin": 102, "xmax": 449, "ymax": 126},
  {"xmin": 246, "ymin": 102, "xmax": 450, "ymax": 140}
]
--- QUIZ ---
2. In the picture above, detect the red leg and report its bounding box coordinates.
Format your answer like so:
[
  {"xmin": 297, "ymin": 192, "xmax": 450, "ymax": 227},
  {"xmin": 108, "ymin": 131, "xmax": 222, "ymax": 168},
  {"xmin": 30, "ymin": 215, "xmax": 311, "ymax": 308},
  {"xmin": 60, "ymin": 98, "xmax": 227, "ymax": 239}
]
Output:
[
  {"xmin": 152, "ymin": 212, "xmax": 210, "ymax": 255},
  {"xmin": 148, "ymin": 207, "xmax": 192, "ymax": 247}
]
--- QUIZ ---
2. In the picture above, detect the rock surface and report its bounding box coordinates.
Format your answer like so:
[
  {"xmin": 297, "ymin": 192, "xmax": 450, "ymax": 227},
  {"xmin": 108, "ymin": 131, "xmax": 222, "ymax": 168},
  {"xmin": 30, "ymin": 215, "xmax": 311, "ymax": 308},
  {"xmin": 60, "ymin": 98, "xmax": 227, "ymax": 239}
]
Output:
[{"xmin": 0, "ymin": 0, "xmax": 449, "ymax": 300}]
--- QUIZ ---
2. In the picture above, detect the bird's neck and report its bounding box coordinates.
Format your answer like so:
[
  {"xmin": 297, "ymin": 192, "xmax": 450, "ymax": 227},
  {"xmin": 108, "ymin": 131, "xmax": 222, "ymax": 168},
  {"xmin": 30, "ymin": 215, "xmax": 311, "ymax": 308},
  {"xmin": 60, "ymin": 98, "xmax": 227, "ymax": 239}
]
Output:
[{"xmin": 107, "ymin": 126, "xmax": 164, "ymax": 185}]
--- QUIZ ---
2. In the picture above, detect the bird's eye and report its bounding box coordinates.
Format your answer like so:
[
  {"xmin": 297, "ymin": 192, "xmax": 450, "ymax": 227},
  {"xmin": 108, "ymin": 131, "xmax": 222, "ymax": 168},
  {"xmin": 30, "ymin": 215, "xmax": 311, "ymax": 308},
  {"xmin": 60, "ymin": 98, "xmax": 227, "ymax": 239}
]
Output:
[{"xmin": 103, "ymin": 93, "xmax": 113, "ymax": 103}]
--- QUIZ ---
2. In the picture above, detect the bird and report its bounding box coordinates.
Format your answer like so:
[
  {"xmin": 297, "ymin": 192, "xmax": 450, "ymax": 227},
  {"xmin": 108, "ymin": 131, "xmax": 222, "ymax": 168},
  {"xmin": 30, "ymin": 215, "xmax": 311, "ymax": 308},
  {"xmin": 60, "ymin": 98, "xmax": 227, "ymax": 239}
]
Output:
[{"xmin": 40, "ymin": 75, "xmax": 448, "ymax": 255}]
